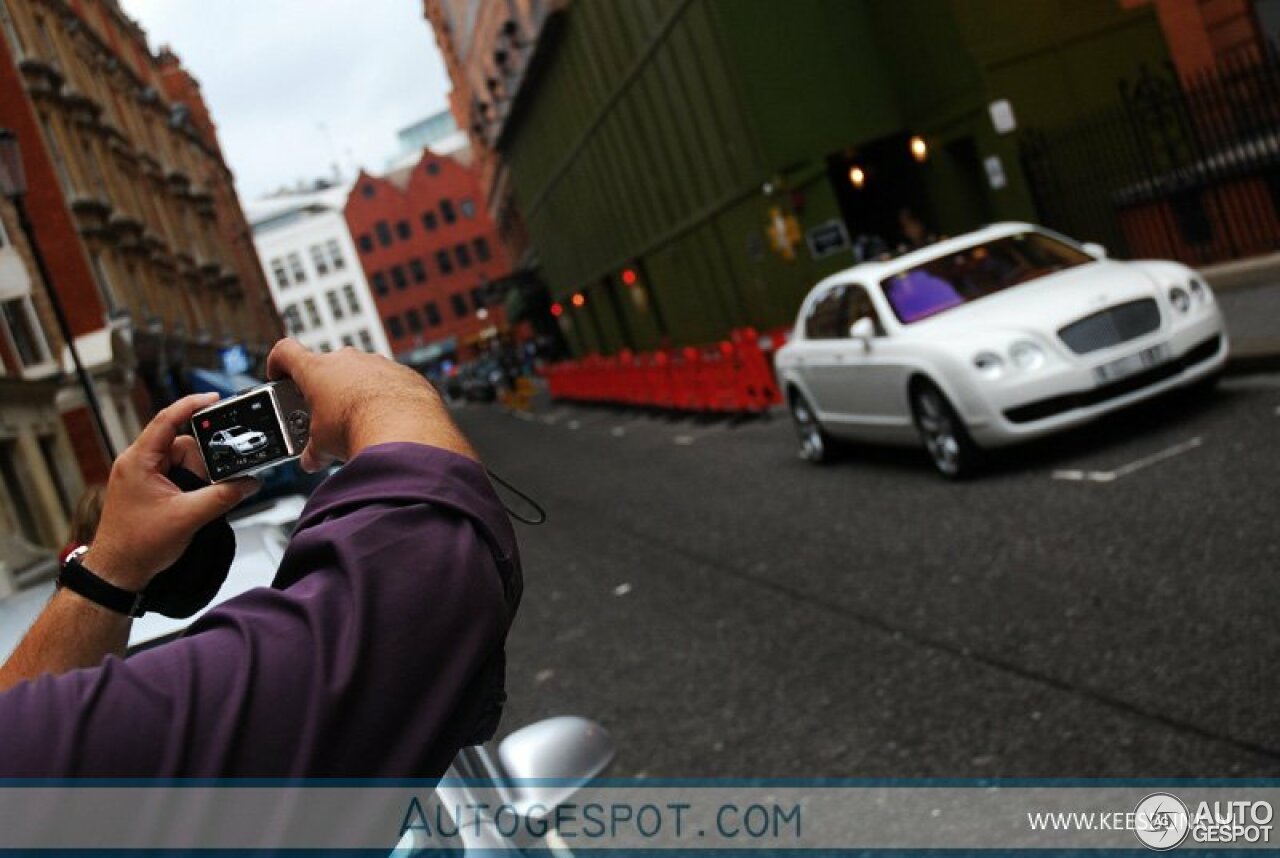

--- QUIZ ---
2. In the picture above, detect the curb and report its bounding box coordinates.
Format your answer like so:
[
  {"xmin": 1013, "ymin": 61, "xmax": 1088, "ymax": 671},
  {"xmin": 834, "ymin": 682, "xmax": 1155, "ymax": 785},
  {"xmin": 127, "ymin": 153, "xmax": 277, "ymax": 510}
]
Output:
[{"xmin": 1199, "ymin": 252, "xmax": 1280, "ymax": 294}]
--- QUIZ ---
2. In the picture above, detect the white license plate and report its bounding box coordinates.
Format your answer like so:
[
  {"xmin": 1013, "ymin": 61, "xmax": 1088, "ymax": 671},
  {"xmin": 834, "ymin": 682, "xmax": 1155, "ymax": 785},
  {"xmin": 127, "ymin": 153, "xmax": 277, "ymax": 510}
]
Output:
[{"xmin": 1093, "ymin": 343, "xmax": 1170, "ymax": 384}]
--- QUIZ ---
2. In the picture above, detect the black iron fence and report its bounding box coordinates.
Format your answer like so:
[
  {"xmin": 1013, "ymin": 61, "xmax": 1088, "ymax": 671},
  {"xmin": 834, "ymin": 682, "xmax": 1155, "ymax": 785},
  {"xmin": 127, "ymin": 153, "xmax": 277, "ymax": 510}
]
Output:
[{"xmin": 1020, "ymin": 51, "xmax": 1280, "ymax": 267}]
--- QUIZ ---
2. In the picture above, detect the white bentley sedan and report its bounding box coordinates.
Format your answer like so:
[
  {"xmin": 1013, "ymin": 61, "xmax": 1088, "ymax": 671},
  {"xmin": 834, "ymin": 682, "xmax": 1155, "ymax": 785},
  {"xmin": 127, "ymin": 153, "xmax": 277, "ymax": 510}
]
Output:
[{"xmin": 774, "ymin": 222, "xmax": 1228, "ymax": 478}]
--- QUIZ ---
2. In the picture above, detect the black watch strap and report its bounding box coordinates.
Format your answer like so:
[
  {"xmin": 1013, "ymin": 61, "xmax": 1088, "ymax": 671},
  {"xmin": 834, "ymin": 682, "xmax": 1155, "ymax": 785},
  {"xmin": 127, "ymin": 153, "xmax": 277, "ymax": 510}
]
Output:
[{"xmin": 57, "ymin": 548, "xmax": 146, "ymax": 618}]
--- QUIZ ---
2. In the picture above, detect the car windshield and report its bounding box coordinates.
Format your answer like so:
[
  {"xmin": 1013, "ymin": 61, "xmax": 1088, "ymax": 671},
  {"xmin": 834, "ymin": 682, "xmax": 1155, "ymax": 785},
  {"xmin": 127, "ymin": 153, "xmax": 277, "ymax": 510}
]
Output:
[
  {"xmin": 881, "ymin": 231, "xmax": 1094, "ymax": 324},
  {"xmin": 228, "ymin": 426, "xmax": 248, "ymax": 435}
]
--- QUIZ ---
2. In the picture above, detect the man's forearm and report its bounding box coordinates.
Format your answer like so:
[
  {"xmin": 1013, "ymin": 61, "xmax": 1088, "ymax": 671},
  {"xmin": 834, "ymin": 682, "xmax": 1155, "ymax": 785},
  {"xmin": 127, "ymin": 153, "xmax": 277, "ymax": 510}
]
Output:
[{"xmin": 0, "ymin": 590, "xmax": 131, "ymax": 693}]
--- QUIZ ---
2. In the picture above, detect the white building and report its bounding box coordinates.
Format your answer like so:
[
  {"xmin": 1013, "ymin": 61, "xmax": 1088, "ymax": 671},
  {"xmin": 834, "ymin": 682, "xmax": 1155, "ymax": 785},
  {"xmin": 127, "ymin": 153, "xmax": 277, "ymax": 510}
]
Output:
[{"xmin": 247, "ymin": 183, "xmax": 391, "ymax": 358}]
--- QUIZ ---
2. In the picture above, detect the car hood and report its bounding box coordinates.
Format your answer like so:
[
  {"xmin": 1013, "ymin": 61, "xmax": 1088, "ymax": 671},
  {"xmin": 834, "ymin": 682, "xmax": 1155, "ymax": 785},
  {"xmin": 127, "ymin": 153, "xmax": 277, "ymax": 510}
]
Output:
[{"xmin": 899, "ymin": 261, "xmax": 1161, "ymax": 337}]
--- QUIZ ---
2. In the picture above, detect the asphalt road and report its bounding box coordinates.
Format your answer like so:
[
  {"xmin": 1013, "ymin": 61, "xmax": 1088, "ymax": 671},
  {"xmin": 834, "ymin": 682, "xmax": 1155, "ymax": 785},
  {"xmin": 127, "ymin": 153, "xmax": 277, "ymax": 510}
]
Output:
[{"xmin": 454, "ymin": 375, "xmax": 1280, "ymax": 778}]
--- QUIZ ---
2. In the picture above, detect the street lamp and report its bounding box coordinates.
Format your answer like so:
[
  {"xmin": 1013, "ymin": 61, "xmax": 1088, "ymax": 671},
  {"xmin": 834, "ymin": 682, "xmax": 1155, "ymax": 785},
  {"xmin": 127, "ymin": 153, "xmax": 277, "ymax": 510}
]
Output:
[{"xmin": 0, "ymin": 128, "xmax": 116, "ymax": 460}]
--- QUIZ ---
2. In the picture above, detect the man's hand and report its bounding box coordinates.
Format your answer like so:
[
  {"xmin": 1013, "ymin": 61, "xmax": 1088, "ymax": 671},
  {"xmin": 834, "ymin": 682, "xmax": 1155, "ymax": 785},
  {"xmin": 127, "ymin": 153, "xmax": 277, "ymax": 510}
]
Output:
[
  {"xmin": 266, "ymin": 339, "xmax": 477, "ymax": 470},
  {"xmin": 84, "ymin": 393, "xmax": 260, "ymax": 592}
]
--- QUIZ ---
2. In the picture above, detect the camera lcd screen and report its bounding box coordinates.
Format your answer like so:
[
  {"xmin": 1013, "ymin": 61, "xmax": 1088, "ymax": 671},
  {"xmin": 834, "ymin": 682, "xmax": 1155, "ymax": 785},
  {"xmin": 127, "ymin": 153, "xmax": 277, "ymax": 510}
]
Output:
[{"xmin": 192, "ymin": 390, "xmax": 289, "ymax": 481}]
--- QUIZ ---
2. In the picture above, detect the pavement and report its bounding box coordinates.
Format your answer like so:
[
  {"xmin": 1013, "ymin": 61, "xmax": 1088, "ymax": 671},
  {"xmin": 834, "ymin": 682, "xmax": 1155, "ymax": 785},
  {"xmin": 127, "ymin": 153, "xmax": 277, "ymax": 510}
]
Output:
[
  {"xmin": 455, "ymin": 372, "xmax": 1280, "ymax": 777},
  {"xmin": 1201, "ymin": 257, "xmax": 1280, "ymax": 373}
]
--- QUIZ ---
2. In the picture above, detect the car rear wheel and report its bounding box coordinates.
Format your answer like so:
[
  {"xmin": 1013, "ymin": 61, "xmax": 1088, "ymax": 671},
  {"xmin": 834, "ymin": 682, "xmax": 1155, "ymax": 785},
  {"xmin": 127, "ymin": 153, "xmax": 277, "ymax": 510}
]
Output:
[
  {"xmin": 910, "ymin": 381, "xmax": 982, "ymax": 479},
  {"xmin": 789, "ymin": 391, "xmax": 832, "ymax": 464}
]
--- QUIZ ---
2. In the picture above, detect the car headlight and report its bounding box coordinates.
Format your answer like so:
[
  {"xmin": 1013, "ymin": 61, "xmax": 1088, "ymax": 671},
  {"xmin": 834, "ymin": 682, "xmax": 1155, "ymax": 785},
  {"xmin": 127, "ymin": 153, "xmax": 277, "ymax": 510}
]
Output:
[
  {"xmin": 1009, "ymin": 340, "xmax": 1046, "ymax": 371},
  {"xmin": 1169, "ymin": 286, "xmax": 1191, "ymax": 313},
  {"xmin": 1189, "ymin": 277, "xmax": 1211, "ymax": 305},
  {"xmin": 973, "ymin": 351, "xmax": 1005, "ymax": 380}
]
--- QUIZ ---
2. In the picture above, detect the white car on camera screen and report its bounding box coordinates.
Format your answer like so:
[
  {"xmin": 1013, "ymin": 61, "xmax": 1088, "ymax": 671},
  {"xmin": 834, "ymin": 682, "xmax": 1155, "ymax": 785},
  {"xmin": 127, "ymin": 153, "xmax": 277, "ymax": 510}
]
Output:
[
  {"xmin": 210, "ymin": 426, "xmax": 268, "ymax": 456},
  {"xmin": 774, "ymin": 222, "xmax": 1228, "ymax": 478}
]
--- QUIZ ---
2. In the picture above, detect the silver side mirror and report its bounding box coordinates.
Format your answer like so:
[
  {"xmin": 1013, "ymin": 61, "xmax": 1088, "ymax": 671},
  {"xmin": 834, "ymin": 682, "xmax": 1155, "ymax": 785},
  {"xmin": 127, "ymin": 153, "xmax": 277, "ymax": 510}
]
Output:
[
  {"xmin": 498, "ymin": 716, "xmax": 615, "ymax": 818},
  {"xmin": 848, "ymin": 316, "xmax": 875, "ymax": 350},
  {"xmin": 1082, "ymin": 241, "xmax": 1107, "ymax": 259}
]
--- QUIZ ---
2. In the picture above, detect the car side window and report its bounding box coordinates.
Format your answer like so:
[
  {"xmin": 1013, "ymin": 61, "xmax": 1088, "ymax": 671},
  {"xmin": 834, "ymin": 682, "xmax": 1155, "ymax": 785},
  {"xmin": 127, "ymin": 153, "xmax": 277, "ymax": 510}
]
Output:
[
  {"xmin": 845, "ymin": 285, "xmax": 885, "ymax": 336},
  {"xmin": 805, "ymin": 286, "xmax": 847, "ymax": 340}
]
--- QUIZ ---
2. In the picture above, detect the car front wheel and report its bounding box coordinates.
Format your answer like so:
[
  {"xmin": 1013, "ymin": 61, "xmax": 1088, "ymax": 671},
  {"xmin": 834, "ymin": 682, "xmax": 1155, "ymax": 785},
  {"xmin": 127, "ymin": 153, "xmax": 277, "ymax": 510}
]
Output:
[
  {"xmin": 789, "ymin": 391, "xmax": 832, "ymax": 464},
  {"xmin": 910, "ymin": 381, "xmax": 982, "ymax": 479}
]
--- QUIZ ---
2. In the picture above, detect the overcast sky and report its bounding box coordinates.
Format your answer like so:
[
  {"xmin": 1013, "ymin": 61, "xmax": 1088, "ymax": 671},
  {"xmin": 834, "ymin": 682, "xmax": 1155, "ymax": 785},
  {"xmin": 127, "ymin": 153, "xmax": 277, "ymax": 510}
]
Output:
[{"xmin": 118, "ymin": 0, "xmax": 452, "ymax": 201}]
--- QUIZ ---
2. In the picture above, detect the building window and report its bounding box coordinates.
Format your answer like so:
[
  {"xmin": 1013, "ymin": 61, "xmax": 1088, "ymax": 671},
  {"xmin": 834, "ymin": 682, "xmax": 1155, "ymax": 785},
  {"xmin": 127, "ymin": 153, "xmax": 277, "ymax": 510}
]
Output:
[
  {"xmin": 341, "ymin": 333, "xmax": 355, "ymax": 348},
  {"xmin": 270, "ymin": 258, "xmax": 289, "ymax": 289},
  {"xmin": 326, "ymin": 238, "xmax": 346, "ymax": 270},
  {"xmin": 395, "ymin": 220, "xmax": 411, "ymax": 240},
  {"xmin": 390, "ymin": 265, "xmax": 408, "ymax": 290},
  {"xmin": 287, "ymin": 252, "xmax": 306, "ymax": 283},
  {"xmin": 310, "ymin": 244, "xmax": 329, "ymax": 276},
  {"xmin": 358, "ymin": 329, "xmax": 374, "ymax": 352},
  {"xmin": 318, "ymin": 341, "xmax": 333, "ymax": 353},
  {"xmin": 371, "ymin": 272, "xmax": 388, "ymax": 296},
  {"xmin": 454, "ymin": 243, "xmax": 472, "ymax": 268},
  {"xmin": 421, "ymin": 211, "xmax": 438, "ymax": 231},
  {"xmin": 361, "ymin": 183, "xmax": 375, "ymax": 198},
  {"xmin": 386, "ymin": 315, "xmax": 404, "ymax": 339},
  {"xmin": 2, "ymin": 296, "xmax": 51, "ymax": 367},
  {"xmin": 425, "ymin": 160, "xmax": 440, "ymax": 176},
  {"xmin": 342, "ymin": 284, "xmax": 360, "ymax": 315},
  {"xmin": 471, "ymin": 287, "xmax": 486, "ymax": 310},
  {"xmin": 375, "ymin": 221, "xmax": 392, "ymax": 247},
  {"xmin": 358, "ymin": 234, "xmax": 373, "ymax": 253},
  {"xmin": 282, "ymin": 303, "xmax": 304, "ymax": 334},
  {"xmin": 436, "ymin": 249, "xmax": 454, "ymax": 275},
  {"xmin": 439, "ymin": 199, "xmax": 456, "ymax": 224},
  {"xmin": 425, "ymin": 301, "xmax": 441, "ymax": 327},
  {"xmin": 450, "ymin": 293, "xmax": 467, "ymax": 319},
  {"xmin": 326, "ymin": 289, "xmax": 345, "ymax": 320},
  {"xmin": 406, "ymin": 308, "xmax": 423, "ymax": 333},
  {"xmin": 409, "ymin": 259, "xmax": 426, "ymax": 283},
  {"xmin": 303, "ymin": 297, "xmax": 322, "ymax": 328},
  {"xmin": 472, "ymin": 237, "xmax": 492, "ymax": 262},
  {"xmin": 459, "ymin": 198, "xmax": 476, "ymax": 218}
]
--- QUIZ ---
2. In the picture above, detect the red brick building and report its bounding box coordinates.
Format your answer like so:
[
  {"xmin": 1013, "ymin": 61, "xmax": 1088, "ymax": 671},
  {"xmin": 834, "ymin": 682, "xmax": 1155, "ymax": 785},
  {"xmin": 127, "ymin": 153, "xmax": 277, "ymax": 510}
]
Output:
[
  {"xmin": 344, "ymin": 149, "xmax": 511, "ymax": 367},
  {"xmin": 0, "ymin": 0, "xmax": 279, "ymax": 571}
]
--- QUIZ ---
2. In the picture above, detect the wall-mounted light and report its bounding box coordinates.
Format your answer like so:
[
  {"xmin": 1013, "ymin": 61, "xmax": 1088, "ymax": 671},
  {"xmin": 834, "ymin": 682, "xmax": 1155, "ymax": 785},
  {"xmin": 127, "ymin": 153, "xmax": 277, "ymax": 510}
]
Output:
[
  {"xmin": 848, "ymin": 165, "xmax": 866, "ymax": 189},
  {"xmin": 550, "ymin": 302, "xmax": 564, "ymax": 318},
  {"xmin": 477, "ymin": 307, "xmax": 490, "ymax": 320},
  {"xmin": 571, "ymin": 293, "xmax": 586, "ymax": 308},
  {"xmin": 909, "ymin": 135, "xmax": 928, "ymax": 163}
]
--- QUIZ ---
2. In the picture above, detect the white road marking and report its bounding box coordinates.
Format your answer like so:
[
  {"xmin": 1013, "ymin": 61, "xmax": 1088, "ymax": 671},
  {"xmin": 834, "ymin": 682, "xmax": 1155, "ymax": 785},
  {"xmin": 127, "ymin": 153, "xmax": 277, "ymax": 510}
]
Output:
[
  {"xmin": 567, "ymin": 420, "xmax": 581, "ymax": 430},
  {"xmin": 512, "ymin": 410, "xmax": 535, "ymax": 422},
  {"xmin": 610, "ymin": 426, "xmax": 626, "ymax": 437},
  {"xmin": 1052, "ymin": 436, "xmax": 1204, "ymax": 483},
  {"xmin": 541, "ymin": 415, "xmax": 561, "ymax": 425},
  {"xmin": 673, "ymin": 435, "xmax": 695, "ymax": 446}
]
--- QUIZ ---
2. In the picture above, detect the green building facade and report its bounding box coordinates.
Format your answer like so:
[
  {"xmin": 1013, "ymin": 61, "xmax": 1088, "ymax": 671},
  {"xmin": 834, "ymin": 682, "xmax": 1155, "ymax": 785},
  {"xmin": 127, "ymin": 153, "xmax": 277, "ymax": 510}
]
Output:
[{"xmin": 499, "ymin": 0, "xmax": 1171, "ymax": 356}]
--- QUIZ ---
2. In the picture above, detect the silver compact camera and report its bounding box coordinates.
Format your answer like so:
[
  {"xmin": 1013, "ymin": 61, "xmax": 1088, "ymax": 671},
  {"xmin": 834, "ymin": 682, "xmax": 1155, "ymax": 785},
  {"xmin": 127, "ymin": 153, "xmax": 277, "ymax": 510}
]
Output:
[{"xmin": 191, "ymin": 380, "xmax": 311, "ymax": 483}]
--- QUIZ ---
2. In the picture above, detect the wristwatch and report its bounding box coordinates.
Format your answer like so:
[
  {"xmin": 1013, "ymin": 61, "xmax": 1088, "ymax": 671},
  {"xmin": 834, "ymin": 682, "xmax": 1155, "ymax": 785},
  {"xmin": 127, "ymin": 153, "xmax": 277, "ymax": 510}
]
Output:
[{"xmin": 57, "ymin": 545, "xmax": 147, "ymax": 618}]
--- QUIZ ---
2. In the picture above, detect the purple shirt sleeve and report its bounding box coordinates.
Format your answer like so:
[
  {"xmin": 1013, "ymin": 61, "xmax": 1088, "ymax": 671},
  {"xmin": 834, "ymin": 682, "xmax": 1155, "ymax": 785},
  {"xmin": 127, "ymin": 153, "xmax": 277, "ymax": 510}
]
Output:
[{"xmin": 0, "ymin": 442, "xmax": 520, "ymax": 777}]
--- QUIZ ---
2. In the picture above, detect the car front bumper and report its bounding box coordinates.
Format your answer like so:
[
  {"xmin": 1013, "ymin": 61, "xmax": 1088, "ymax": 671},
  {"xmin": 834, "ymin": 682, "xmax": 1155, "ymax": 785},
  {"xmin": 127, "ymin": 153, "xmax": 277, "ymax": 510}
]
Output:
[{"xmin": 964, "ymin": 313, "xmax": 1228, "ymax": 447}]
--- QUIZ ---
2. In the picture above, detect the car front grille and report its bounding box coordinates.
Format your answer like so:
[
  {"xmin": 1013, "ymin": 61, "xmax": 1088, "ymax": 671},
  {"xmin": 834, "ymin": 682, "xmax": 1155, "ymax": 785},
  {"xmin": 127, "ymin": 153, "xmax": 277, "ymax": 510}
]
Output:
[
  {"xmin": 1058, "ymin": 298, "xmax": 1161, "ymax": 355},
  {"xmin": 1004, "ymin": 334, "xmax": 1222, "ymax": 424}
]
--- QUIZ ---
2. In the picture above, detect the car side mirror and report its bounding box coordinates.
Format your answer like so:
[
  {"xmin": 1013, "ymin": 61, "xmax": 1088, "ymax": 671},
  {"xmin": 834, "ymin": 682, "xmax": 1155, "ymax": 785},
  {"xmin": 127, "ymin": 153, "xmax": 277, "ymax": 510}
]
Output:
[
  {"xmin": 497, "ymin": 716, "xmax": 615, "ymax": 818},
  {"xmin": 1082, "ymin": 241, "xmax": 1107, "ymax": 259},
  {"xmin": 848, "ymin": 316, "xmax": 875, "ymax": 349}
]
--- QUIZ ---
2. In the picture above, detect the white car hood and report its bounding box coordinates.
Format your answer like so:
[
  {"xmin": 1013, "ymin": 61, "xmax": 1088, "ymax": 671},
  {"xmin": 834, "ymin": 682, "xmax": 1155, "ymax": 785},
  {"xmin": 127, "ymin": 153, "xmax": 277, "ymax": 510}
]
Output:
[{"xmin": 900, "ymin": 261, "xmax": 1160, "ymax": 337}]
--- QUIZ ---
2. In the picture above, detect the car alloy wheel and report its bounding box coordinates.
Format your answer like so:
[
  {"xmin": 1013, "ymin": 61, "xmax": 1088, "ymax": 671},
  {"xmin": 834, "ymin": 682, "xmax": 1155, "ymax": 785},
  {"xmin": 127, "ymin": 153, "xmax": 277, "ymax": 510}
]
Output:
[
  {"xmin": 911, "ymin": 383, "xmax": 980, "ymax": 479},
  {"xmin": 789, "ymin": 393, "xmax": 829, "ymax": 464}
]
